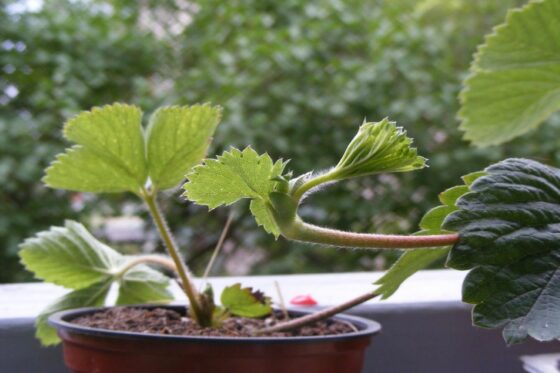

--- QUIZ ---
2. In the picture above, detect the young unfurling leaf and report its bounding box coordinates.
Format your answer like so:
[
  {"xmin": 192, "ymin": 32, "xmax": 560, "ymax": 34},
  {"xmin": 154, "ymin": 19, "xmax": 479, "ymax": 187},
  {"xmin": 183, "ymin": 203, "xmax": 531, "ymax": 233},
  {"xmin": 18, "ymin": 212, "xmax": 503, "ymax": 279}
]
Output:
[
  {"xmin": 332, "ymin": 118, "xmax": 425, "ymax": 180},
  {"xmin": 289, "ymin": 118, "xmax": 426, "ymax": 199}
]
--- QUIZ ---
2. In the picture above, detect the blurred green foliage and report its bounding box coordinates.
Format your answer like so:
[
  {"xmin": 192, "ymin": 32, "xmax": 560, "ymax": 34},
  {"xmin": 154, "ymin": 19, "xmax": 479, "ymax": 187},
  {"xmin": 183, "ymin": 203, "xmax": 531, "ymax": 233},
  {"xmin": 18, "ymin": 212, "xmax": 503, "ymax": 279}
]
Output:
[
  {"xmin": 6, "ymin": 0, "xmax": 557, "ymax": 283},
  {"xmin": 0, "ymin": 0, "xmax": 164, "ymax": 281}
]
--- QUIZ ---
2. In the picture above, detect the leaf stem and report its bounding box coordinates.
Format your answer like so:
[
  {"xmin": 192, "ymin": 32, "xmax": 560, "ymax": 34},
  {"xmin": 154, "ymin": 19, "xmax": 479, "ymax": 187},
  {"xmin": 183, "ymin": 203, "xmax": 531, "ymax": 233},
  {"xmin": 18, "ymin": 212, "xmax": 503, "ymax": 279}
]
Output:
[
  {"xmin": 292, "ymin": 171, "xmax": 336, "ymax": 200},
  {"xmin": 141, "ymin": 188, "xmax": 204, "ymax": 324},
  {"xmin": 115, "ymin": 255, "xmax": 177, "ymax": 279},
  {"xmin": 285, "ymin": 218, "xmax": 458, "ymax": 249},
  {"xmin": 274, "ymin": 280, "xmax": 290, "ymax": 321},
  {"xmin": 256, "ymin": 291, "xmax": 379, "ymax": 334},
  {"xmin": 202, "ymin": 211, "xmax": 234, "ymax": 280}
]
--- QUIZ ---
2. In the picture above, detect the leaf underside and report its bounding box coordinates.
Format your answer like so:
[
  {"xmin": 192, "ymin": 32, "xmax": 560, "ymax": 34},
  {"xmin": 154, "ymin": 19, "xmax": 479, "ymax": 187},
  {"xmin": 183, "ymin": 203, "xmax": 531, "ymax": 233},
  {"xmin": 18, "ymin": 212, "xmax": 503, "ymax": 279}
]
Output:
[
  {"xmin": 443, "ymin": 158, "xmax": 560, "ymax": 344},
  {"xmin": 375, "ymin": 172, "xmax": 484, "ymax": 299},
  {"xmin": 116, "ymin": 263, "xmax": 173, "ymax": 305},
  {"xmin": 19, "ymin": 220, "xmax": 122, "ymax": 289},
  {"xmin": 459, "ymin": 0, "xmax": 560, "ymax": 146},
  {"xmin": 20, "ymin": 221, "xmax": 173, "ymax": 345},
  {"xmin": 37, "ymin": 279, "xmax": 112, "ymax": 346}
]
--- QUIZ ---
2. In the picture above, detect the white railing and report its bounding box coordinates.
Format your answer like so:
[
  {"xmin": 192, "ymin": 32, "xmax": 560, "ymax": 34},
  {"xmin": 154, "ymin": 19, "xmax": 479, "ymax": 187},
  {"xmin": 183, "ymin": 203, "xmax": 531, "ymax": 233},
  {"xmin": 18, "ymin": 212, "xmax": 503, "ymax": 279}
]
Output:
[{"xmin": 0, "ymin": 270, "xmax": 556, "ymax": 372}]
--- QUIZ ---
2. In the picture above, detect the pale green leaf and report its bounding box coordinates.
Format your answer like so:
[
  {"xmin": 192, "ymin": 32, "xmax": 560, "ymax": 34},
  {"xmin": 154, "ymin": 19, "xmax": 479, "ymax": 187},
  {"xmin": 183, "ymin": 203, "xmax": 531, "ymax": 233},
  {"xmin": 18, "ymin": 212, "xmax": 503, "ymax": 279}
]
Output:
[
  {"xmin": 146, "ymin": 104, "xmax": 222, "ymax": 190},
  {"xmin": 220, "ymin": 283, "xmax": 272, "ymax": 318},
  {"xmin": 438, "ymin": 185, "xmax": 469, "ymax": 207},
  {"xmin": 44, "ymin": 103, "xmax": 147, "ymax": 193},
  {"xmin": 374, "ymin": 248, "xmax": 449, "ymax": 300},
  {"xmin": 417, "ymin": 205, "xmax": 455, "ymax": 232},
  {"xmin": 116, "ymin": 263, "xmax": 173, "ymax": 305},
  {"xmin": 462, "ymin": 171, "xmax": 488, "ymax": 186},
  {"xmin": 36, "ymin": 279, "xmax": 112, "ymax": 346},
  {"xmin": 43, "ymin": 146, "xmax": 143, "ymax": 193},
  {"xmin": 333, "ymin": 118, "xmax": 426, "ymax": 180},
  {"xmin": 459, "ymin": 0, "xmax": 560, "ymax": 146},
  {"xmin": 249, "ymin": 199, "xmax": 281, "ymax": 238},
  {"xmin": 183, "ymin": 147, "xmax": 286, "ymax": 209},
  {"xmin": 19, "ymin": 221, "xmax": 122, "ymax": 289}
]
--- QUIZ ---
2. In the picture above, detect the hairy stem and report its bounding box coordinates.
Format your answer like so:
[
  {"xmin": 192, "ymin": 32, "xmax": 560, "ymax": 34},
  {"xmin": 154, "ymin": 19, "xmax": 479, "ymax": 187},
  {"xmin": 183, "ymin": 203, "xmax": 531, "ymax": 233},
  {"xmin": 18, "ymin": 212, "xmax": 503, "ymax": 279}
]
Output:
[
  {"xmin": 115, "ymin": 255, "xmax": 177, "ymax": 278},
  {"xmin": 257, "ymin": 291, "xmax": 379, "ymax": 334},
  {"xmin": 284, "ymin": 218, "xmax": 458, "ymax": 249},
  {"xmin": 287, "ymin": 172, "xmax": 458, "ymax": 249},
  {"xmin": 292, "ymin": 171, "xmax": 336, "ymax": 200},
  {"xmin": 141, "ymin": 188, "xmax": 205, "ymax": 324}
]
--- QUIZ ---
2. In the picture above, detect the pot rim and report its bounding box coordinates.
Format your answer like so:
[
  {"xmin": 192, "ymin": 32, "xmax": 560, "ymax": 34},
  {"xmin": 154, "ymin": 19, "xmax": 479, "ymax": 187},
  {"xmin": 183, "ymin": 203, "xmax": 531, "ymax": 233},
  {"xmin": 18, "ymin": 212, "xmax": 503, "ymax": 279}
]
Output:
[{"xmin": 49, "ymin": 304, "xmax": 381, "ymax": 344}]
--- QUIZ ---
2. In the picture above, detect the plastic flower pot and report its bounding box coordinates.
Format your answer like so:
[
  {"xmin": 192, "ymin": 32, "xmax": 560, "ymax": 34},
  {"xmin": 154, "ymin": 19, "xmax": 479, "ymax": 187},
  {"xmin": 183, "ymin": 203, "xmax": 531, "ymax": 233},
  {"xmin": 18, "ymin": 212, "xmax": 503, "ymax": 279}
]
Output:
[{"xmin": 49, "ymin": 305, "xmax": 381, "ymax": 373}]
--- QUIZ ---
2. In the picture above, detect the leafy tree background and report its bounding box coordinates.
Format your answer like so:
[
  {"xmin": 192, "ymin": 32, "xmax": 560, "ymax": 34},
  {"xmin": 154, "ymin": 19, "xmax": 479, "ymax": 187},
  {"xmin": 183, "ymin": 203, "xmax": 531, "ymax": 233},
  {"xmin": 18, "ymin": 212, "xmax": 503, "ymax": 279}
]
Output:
[{"xmin": 6, "ymin": 0, "xmax": 557, "ymax": 283}]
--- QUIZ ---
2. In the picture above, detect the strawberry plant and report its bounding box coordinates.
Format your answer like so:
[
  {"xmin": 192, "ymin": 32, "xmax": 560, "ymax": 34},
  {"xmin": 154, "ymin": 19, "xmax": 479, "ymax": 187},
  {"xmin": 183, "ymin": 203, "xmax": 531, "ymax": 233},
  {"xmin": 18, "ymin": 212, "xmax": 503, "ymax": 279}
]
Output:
[
  {"xmin": 19, "ymin": 0, "xmax": 560, "ymax": 347},
  {"xmin": 20, "ymin": 104, "xmax": 272, "ymax": 344}
]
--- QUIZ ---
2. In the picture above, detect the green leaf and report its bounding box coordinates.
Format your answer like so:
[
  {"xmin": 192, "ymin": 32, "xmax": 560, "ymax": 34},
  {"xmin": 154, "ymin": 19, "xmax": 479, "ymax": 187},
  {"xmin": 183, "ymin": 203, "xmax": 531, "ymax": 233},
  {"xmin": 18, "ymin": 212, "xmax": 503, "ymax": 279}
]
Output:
[
  {"xmin": 417, "ymin": 205, "xmax": 456, "ymax": 232},
  {"xmin": 19, "ymin": 221, "xmax": 121, "ymax": 289},
  {"xmin": 374, "ymin": 247, "xmax": 449, "ymax": 300},
  {"xmin": 443, "ymin": 158, "xmax": 560, "ymax": 344},
  {"xmin": 220, "ymin": 283, "xmax": 272, "ymax": 318},
  {"xmin": 459, "ymin": 0, "xmax": 560, "ymax": 146},
  {"xmin": 183, "ymin": 147, "xmax": 287, "ymax": 235},
  {"xmin": 36, "ymin": 279, "xmax": 112, "ymax": 346},
  {"xmin": 44, "ymin": 104, "xmax": 147, "ymax": 193},
  {"xmin": 116, "ymin": 263, "xmax": 173, "ymax": 305},
  {"xmin": 249, "ymin": 199, "xmax": 281, "ymax": 238},
  {"xmin": 375, "ymin": 173, "xmax": 483, "ymax": 299},
  {"xmin": 20, "ymin": 221, "xmax": 174, "ymax": 345},
  {"xmin": 146, "ymin": 104, "xmax": 222, "ymax": 190},
  {"xmin": 332, "ymin": 118, "xmax": 426, "ymax": 180},
  {"xmin": 184, "ymin": 147, "xmax": 286, "ymax": 208},
  {"xmin": 43, "ymin": 146, "xmax": 145, "ymax": 193},
  {"xmin": 462, "ymin": 171, "xmax": 488, "ymax": 186}
]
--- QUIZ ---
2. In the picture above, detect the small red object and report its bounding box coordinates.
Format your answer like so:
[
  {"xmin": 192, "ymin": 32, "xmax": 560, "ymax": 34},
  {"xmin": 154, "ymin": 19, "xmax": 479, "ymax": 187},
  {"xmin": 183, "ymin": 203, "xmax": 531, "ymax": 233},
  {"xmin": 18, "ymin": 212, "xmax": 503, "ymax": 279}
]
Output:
[{"xmin": 290, "ymin": 294, "xmax": 318, "ymax": 306}]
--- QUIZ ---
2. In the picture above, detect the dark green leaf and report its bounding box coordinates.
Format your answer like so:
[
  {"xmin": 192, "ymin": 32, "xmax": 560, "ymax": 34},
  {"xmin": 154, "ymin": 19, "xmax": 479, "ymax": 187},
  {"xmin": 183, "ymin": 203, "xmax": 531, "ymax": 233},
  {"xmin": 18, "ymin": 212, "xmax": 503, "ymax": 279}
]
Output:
[{"xmin": 443, "ymin": 158, "xmax": 560, "ymax": 344}]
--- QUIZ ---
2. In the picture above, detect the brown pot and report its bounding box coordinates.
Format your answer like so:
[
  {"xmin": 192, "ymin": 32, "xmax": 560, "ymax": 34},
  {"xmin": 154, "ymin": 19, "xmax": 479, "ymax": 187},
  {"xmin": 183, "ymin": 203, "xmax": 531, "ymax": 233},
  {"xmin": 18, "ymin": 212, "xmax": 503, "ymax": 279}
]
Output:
[{"xmin": 49, "ymin": 305, "xmax": 381, "ymax": 373}]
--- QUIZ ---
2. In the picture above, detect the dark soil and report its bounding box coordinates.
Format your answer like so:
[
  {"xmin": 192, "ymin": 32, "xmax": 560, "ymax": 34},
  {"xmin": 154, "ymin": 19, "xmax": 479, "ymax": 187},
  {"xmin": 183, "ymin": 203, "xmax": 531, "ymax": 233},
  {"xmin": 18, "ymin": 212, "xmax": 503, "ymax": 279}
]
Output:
[{"xmin": 72, "ymin": 307, "xmax": 355, "ymax": 337}]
